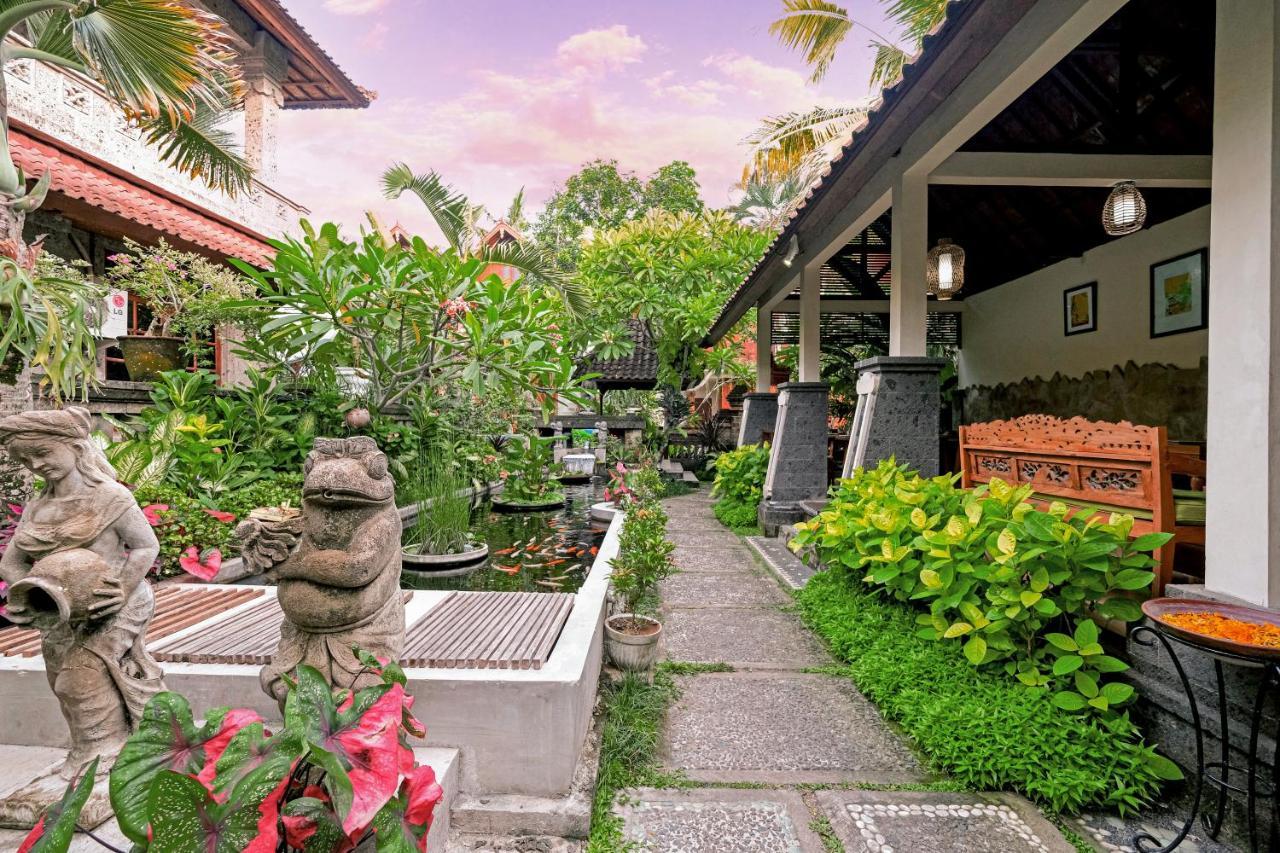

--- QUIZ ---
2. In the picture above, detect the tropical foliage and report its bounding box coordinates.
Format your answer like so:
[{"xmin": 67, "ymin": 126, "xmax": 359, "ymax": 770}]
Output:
[
  {"xmin": 104, "ymin": 239, "xmax": 251, "ymax": 340},
  {"xmin": 789, "ymin": 460, "xmax": 1170, "ymax": 717},
  {"xmin": 231, "ymin": 221, "xmax": 588, "ymax": 414},
  {"xmin": 531, "ymin": 159, "xmax": 704, "ymax": 269},
  {"xmin": 609, "ymin": 488, "xmax": 674, "ymax": 618},
  {"xmin": 499, "ymin": 434, "xmax": 564, "ymax": 504},
  {"xmin": 574, "ymin": 209, "xmax": 771, "ymax": 387},
  {"xmin": 20, "ymin": 656, "xmax": 441, "ymax": 852},
  {"xmin": 711, "ymin": 442, "xmax": 769, "ymax": 531}
]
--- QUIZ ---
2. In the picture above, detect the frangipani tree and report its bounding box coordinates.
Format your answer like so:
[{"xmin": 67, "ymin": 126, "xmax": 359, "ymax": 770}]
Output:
[
  {"xmin": 0, "ymin": 0, "xmax": 250, "ymax": 401},
  {"xmin": 232, "ymin": 221, "xmax": 589, "ymax": 416}
]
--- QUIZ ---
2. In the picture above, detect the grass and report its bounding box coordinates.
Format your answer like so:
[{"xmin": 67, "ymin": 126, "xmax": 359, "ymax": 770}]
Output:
[{"xmin": 795, "ymin": 569, "xmax": 1174, "ymax": 816}]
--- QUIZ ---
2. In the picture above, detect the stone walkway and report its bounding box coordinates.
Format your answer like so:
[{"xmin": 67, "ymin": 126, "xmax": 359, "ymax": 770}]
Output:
[{"xmin": 614, "ymin": 489, "xmax": 1078, "ymax": 853}]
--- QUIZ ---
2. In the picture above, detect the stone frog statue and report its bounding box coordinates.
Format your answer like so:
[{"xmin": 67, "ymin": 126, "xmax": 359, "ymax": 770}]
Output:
[{"xmin": 246, "ymin": 436, "xmax": 403, "ymax": 705}]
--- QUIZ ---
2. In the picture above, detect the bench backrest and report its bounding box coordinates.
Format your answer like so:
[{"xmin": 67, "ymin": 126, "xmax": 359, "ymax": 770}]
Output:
[{"xmin": 959, "ymin": 414, "xmax": 1170, "ymax": 521}]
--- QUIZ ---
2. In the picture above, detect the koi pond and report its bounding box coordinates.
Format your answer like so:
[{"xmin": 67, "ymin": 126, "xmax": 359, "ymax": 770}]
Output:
[{"xmin": 400, "ymin": 481, "xmax": 607, "ymax": 594}]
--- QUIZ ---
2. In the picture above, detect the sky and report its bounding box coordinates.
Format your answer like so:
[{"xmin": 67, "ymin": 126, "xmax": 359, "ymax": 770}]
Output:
[{"xmin": 273, "ymin": 0, "xmax": 896, "ymax": 239}]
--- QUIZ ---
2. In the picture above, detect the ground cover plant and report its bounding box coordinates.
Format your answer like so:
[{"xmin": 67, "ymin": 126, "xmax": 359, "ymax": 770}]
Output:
[
  {"xmin": 796, "ymin": 569, "xmax": 1180, "ymax": 815},
  {"xmin": 20, "ymin": 653, "xmax": 441, "ymax": 852},
  {"xmin": 710, "ymin": 443, "xmax": 769, "ymax": 532},
  {"xmin": 789, "ymin": 459, "xmax": 1169, "ymax": 716}
]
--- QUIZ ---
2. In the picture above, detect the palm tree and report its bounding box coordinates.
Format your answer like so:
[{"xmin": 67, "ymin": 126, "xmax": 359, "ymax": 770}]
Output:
[
  {"xmin": 742, "ymin": 0, "xmax": 948, "ymax": 211},
  {"xmin": 380, "ymin": 164, "xmax": 585, "ymax": 313},
  {"xmin": 729, "ymin": 170, "xmax": 814, "ymax": 233},
  {"xmin": 0, "ymin": 0, "xmax": 250, "ymax": 268}
]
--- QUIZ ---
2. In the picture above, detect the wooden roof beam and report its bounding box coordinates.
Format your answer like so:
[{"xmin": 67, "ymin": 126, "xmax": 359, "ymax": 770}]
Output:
[{"xmin": 930, "ymin": 152, "xmax": 1212, "ymax": 187}]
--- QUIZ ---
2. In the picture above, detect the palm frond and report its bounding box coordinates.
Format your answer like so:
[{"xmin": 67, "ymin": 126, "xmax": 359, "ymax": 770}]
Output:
[
  {"xmin": 729, "ymin": 171, "xmax": 813, "ymax": 233},
  {"xmin": 137, "ymin": 81, "xmax": 250, "ymax": 196},
  {"xmin": 744, "ymin": 104, "xmax": 867, "ymax": 180},
  {"xmin": 884, "ymin": 0, "xmax": 949, "ymax": 44},
  {"xmin": 381, "ymin": 163, "xmax": 468, "ymax": 252},
  {"xmin": 768, "ymin": 0, "xmax": 853, "ymax": 83},
  {"xmin": 477, "ymin": 239, "xmax": 588, "ymax": 316},
  {"xmin": 869, "ymin": 40, "xmax": 909, "ymax": 89},
  {"xmin": 23, "ymin": 8, "xmax": 75, "ymax": 61},
  {"xmin": 68, "ymin": 0, "xmax": 240, "ymax": 120},
  {"xmin": 506, "ymin": 187, "xmax": 526, "ymax": 228}
]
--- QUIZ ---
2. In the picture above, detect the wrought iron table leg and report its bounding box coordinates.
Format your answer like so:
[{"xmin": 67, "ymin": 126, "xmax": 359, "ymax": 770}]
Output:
[
  {"xmin": 1131, "ymin": 625, "xmax": 1205, "ymax": 853},
  {"xmin": 1203, "ymin": 659, "xmax": 1229, "ymax": 837}
]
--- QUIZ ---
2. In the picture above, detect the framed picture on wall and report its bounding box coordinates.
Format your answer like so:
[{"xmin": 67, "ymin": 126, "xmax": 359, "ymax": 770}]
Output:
[
  {"xmin": 1150, "ymin": 249, "xmax": 1208, "ymax": 338},
  {"xmin": 1063, "ymin": 282, "xmax": 1097, "ymax": 336}
]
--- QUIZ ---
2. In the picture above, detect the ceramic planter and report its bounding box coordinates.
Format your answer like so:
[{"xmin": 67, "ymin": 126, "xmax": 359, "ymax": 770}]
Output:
[
  {"xmin": 604, "ymin": 613, "xmax": 662, "ymax": 672},
  {"xmin": 118, "ymin": 335, "xmax": 184, "ymax": 381},
  {"xmin": 402, "ymin": 543, "xmax": 489, "ymax": 574},
  {"xmin": 589, "ymin": 501, "xmax": 618, "ymax": 523}
]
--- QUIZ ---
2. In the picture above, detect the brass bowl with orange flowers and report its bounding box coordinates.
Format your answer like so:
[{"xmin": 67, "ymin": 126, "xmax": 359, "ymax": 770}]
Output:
[{"xmin": 1142, "ymin": 598, "xmax": 1280, "ymax": 661}]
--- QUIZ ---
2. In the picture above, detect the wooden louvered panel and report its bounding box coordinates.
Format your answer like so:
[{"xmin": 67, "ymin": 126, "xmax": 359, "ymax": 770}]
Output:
[
  {"xmin": 0, "ymin": 586, "xmax": 265, "ymax": 658},
  {"xmin": 401, "ymin": 591, "xmax": 574, "ymax": 671}
]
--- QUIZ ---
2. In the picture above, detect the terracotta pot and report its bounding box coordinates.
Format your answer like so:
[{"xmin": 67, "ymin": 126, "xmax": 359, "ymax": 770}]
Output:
[
  {"xmin": 7, "ymin": 549, "xmax": 115, "ymax": 630},
  {"xmin": 117, "ymin": 335, "xmax": 185, "ymax": 382},
  {"xmin": 604, "ymin": 613, "xmax": 662, "ymax": 672}
]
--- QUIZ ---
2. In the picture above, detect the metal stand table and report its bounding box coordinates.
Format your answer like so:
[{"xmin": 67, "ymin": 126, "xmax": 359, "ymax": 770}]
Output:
[{"xmin": 1130, "ymin": 624, "xmax": 1279, "ymax": 852}]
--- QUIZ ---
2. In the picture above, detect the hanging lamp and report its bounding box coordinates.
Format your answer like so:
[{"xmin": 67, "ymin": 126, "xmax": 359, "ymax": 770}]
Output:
[
  {"xmin": 1102, "ymin": 181, "xmax": 1147, "ymax": 236},
  {"xmin": 926, "ymin": 238, "xmax": 965, "ymax": 300}
]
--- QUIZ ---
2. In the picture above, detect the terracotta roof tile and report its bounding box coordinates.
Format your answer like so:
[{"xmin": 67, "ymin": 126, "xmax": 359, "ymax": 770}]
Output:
[{"xmin": 10, "ymin": 128, "xmax": 274, "ymax": 267}]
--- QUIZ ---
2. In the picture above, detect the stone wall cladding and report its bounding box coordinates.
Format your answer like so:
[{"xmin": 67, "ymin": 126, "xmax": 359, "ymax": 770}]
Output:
[
  {"xmin": 962, "ymin": 359, "xmax": 1207, "ymax": 442},
  {"xmin": 5, "ymin": 57, "xmax": 303, "ymax": 237}
]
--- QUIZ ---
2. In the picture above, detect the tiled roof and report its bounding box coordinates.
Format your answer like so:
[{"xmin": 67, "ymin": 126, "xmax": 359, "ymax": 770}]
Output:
[
  {"xmin": 10, "ymin": 127, "xmax": 275, "ymax": 266},
  {"xmin": 582, "ymin": 319, "xmax": 659, "ymax": 389}
]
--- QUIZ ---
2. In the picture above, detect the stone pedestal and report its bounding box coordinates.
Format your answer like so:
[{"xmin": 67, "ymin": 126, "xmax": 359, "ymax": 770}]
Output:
[
  {"xmin": 759, "ymin": 383, "xmax": 828, "ymax": 535},
  {"xmin": 843, "ymin": 357, "xmax": 946, "ymax": 478},
  {"xmin": 737, "ymin": 392, "xmax": 778, "ymax": 447}
]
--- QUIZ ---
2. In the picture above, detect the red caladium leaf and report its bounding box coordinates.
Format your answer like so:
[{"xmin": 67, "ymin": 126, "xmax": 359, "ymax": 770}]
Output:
[
  {"xmin": 18, "ymin": 758, "xmax": 99, "ymax": 853},
  {"xmin": 196, "ymin": 708, "xmax": 263, "ymax": 791},
  {"xmin": 370, "ymin": 764, "xmax": 443, "ymax": 852},
  {"xmin": 282, "ymin": 793, "xmax": 359, "ymax": 853},
  {"xmin": 145, "ymin": 752, "xmax": 293, "ymax": 853},
  {"xmin": 285, "ymin": 665, "xmax": 405, "ymax": 835},
  {"xmin": 109, "ymin": 693, "xmax": 260, "ymax": 844}
]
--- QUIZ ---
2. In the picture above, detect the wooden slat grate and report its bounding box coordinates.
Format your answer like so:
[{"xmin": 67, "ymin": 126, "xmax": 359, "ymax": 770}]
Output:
[
  {"xmin": 401, "ymin": 591, "xmax": 575, "ymax": 670},
  {"xmin": 151, "ymin": 591, "xmax": 415, "ymax": 665},
  {"xmin": 0, "ymin": 586, "xmax": 265, "ymax": 658}
]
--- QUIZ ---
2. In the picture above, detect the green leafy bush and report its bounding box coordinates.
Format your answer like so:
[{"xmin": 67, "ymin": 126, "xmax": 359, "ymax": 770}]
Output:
[
  {"xmin": 797, "ymin": 570, "xmax": 1180, "ymax": 814},
  {"xmin": 711, "ymin": 442, "xmax": 768, "ymax": 531},
  {"xmin": 610, "ymin": 496, "xmax": 675, "ymax": 617},
  {"xmin": 790, "ymin": 460, "xmax": 1169, "ymax": 716}
]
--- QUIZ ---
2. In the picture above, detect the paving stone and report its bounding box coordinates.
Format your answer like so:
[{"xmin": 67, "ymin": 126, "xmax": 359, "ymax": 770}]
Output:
[
  {"xmin": 665, "ymin": 528, "xmax": 744, "ymax": 548},
  {"xmin": 617, "ymin": 787, "xmax": 826, "ymax": 852},
  {"xmin": 817, "ymin": 790, "xmax": 1077, "ymax": 853},
  {"xmin": 659, "ymin": 571, "xmax": 789, "ymax": 608},
  {"xmin": 1072, "ymin": 806, "xmax": 1244, "ymax": 853},
  {"xmin": 746, "ymin": 537, "xmax": 817, "ymax": 589},
  {"xmin": 663, "ymin": 673, "xmax": 924, "ymax": 783},
  {"xmin": 662, "ymin": 606, "xmax": 827, "ymax": 669},
  {"xmin": 672, "ymin": 544, "xmax": 757, "ymax": 574}
]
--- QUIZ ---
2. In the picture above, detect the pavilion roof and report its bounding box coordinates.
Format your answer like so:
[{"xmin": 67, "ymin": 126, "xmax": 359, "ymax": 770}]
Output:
[{"xmin": 581, "ymin": 319, "xmax": 659, "ymax": 391}]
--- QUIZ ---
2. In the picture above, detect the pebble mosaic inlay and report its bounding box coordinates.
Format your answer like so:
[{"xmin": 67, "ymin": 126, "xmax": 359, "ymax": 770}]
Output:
[{"xmin": 843, "ymin": 802, "xmax": 1050, "ymax": 853}]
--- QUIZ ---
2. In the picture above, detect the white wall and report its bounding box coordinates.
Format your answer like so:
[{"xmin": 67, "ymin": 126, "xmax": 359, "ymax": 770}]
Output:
[{"xmin": 958, "ymin": 205, "xmax": 1210, "ymax": 388}]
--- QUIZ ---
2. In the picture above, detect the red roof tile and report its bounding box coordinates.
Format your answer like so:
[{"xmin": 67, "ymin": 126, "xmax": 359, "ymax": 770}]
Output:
[{"xmin": 9, "ymin": 127, "xmax": 275, "ymax": 266}]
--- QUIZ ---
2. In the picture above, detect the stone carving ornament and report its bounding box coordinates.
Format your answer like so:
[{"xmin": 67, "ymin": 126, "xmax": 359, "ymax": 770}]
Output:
[
  {"xmin": 236, "ymin": 436, "xmax": 403, "ymax": 706},
  {"xmin": 0, "ymin": 407, "xmax": 166, "ymax": 790}
]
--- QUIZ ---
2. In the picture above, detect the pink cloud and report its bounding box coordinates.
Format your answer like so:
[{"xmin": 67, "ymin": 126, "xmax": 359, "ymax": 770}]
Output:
[
  {"xmin": 359, "ymin": 22, "xmax": 390, "ymax": 51},
  {"xmin": 645, "ymin": 73, "xmax": 732, "ymax": 109},
  {"xmin": 555, "ymin": 25, "xmax": 647, "ymax": 73},
  {"xmin": 323, "ymin": 0, "xmax": 389, "ymax": 14}
]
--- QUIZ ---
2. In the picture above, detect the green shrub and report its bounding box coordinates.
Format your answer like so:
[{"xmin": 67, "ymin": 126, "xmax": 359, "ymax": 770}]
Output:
[
  {"xmin": 797, "ymin": 570, "xmax": 1180, "ymax": 815},
  {"xmin": 710, "ymin": 443, "xmax": 767, "ymax": 533},
  {"xmin": 611, "ymin": 498, "xmax": 675, "ymax": 617},
  {"xmin": 789, "ymin": 460, "xmax": 1168, "ymax": 716}
]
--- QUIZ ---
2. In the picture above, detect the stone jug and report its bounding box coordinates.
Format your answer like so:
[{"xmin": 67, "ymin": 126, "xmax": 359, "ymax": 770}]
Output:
[{"xmin": 7, "ymin": 548, "xmax": 114, "ymax": 630}]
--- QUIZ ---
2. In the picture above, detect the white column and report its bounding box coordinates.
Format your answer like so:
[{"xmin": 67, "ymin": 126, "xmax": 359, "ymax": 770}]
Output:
[
  {"xmin": 756, "ymin": 305, "xmax": 772, "ymax": 392},
  {"xmin": 889, "ymin": 173, "xmax": 929, "ymax": 357},
  {"xmin": 799, "ymin": 264, "xmax": 821, "ymax": 381},
  {"xmin": 1204, "ymin": 0, "xmax": 1280, "ymax": 607}
]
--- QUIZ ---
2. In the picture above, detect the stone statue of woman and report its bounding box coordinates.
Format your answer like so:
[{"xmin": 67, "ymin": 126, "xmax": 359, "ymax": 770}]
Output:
[{"xmin": 0, "ymin": 407, "xmax": 166, "ymax": 781}]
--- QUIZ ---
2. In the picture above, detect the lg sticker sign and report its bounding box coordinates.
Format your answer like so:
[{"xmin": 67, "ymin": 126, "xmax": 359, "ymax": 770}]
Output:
[{"xmin": 100, "ymin": 289, "xmax": 128, "ymax": 338}]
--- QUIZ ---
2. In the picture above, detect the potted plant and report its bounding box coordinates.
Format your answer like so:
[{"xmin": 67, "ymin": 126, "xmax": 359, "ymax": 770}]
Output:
[
  {"xmin": 105, "ymin": 238, "xmax": 251, "ymax": 381},
  {"xmin": 402, "ymin": 452, "xmax": 487, "ymax": 572},
  {"xmin": 493, "ymin": 434, "xmax": 566, "ymax": 511},
  {"xmin": 605, "ymin": 493, "xmax": 674, "ymax": 672}
]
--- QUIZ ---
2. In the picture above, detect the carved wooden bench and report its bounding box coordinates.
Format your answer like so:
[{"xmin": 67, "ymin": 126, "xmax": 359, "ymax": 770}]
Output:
[{"xmin": 959, "ymin": 415, "xmax": 1205, "ymax": 594}]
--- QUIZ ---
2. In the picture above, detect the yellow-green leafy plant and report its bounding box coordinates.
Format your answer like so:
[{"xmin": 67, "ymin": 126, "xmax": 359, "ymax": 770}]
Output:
[
  {"xmin": 789, "ymin": 459, "xmax": 1170, "ymax": 717},
  {"xmin": 710, "ymin": 443, "xmax": 769, "ymax": 529}
]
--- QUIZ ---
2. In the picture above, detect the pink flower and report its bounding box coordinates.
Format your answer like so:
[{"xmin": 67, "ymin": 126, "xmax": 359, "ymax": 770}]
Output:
[
  {"xmin": 499, "ymin": 470, "xmax": 509, "ymax": 480},
  {"xmin": 6, "ymin": 503, "xmax": 21, "ymax": 517},
  {"xmin": 203, "ymin": 509, "xmax": 236, "ymax": 523},
  {"xmin": 142, "ymin": 504, "xmax": 169, "ymax": 527},
  {"xmin": 165, "ymin": 260, "xmax": 178, "ymax": 271},
  {"xmin": 179, "ymin": 546, "xmax": 222, "ymax": 581}
]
